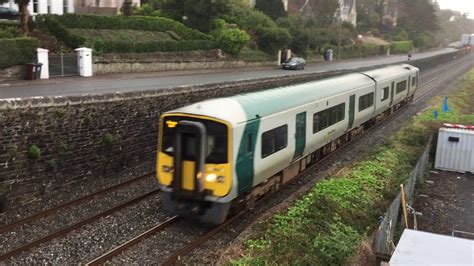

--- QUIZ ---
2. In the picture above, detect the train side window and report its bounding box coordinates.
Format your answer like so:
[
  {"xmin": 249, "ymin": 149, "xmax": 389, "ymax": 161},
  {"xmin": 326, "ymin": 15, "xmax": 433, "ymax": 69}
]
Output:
[
  {"xmin": 313, "ymin": 103, "xmax": 345, "ymax": 133},
  {"xmin": 412, "ymin": 76, "xmax": 416, "ymax": 86},
  {"xmin": 381, "ymin": 87, "xmax": 389, "ymax": 101},
  {"xmin": 261, "ymin": 125, "xmax": 288, "ymax": 158},
  {"xmin": 359, "ymin": 92, "xmax": 374, "ymax": 111},
  {"xmin": 396, "ymin": 80, "xmax": 407, "ymax": 94}
]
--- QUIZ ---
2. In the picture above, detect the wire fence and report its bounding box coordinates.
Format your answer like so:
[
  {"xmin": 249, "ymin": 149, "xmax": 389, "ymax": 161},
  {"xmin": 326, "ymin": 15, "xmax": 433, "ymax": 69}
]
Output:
[{"xmin": 374, "ymin": 137, "xmax": 432, "ymax": 256}]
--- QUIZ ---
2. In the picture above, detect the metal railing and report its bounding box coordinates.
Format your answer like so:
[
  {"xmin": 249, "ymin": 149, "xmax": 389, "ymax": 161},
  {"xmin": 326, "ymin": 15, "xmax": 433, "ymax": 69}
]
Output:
[{"xmin": 374, "ymin": 136, "xmax": 432, "ymax": 256}]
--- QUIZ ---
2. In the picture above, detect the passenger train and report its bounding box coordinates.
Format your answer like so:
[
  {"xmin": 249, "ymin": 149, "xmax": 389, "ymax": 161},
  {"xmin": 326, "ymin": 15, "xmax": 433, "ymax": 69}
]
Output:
[{"xmin": 156, "ymin": 64, "xmax": 420, "ymax": 225}]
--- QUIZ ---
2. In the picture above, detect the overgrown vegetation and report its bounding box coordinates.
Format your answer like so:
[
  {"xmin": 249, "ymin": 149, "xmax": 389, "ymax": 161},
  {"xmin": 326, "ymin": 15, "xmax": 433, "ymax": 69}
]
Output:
[{"xmin": 233, "ymin": 68, "xmax": 474, "ymax": 264}]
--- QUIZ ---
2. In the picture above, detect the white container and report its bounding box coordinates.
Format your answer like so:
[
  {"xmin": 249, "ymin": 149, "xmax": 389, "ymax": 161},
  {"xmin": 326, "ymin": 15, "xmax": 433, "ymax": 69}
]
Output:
[
  {"xmin": 435, "ymin": 123, "xmax": 474, "ymax": 173},
  {"xmin": 461, "ymin": 34, "xmax": 474, "ymax": 46}
]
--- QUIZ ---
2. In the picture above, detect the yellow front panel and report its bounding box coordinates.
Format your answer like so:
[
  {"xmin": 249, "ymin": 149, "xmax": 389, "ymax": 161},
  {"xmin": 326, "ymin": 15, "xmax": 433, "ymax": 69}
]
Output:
[
  {"xmin": 156, "ymin": 113, "xmax": 233, "ymax": 198},
  {"xmin": 157, "ymin": 152, "xmax": 232, "ymax": 197}
]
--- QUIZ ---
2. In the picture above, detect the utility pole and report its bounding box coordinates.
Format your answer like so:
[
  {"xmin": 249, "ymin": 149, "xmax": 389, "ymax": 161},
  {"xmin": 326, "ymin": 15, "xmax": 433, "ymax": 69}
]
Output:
[{"xmin": 337, "ymin": 18, "xmax": 342, "ymax": 60}]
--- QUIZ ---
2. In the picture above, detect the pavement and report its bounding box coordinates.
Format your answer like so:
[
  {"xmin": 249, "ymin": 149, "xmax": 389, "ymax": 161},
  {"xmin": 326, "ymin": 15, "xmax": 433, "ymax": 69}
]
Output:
[{"xmin": 0, "ymin": 48, "xmax": 458, "ymax": 99}]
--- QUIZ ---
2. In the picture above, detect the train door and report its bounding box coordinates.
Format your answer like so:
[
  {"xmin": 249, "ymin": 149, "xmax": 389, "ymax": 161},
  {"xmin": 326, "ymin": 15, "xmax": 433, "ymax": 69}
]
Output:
[
  {"xmin": 236, "ymin": 119, "xmax": 260, "ymax": 194},
  {"xmin": 389, "ymin": 81, "xmax": 395, "ymax": 106},
  {"xmin": 293, "ymin": 112, "xmax": 306, "ymax": 160},
  {"xmin": 407, "ymin": 77, "xmax": 411, "ymax": 96},
  {"xmin": 348, "ymin": 95, "xmax": 355, "ymax": 129}
]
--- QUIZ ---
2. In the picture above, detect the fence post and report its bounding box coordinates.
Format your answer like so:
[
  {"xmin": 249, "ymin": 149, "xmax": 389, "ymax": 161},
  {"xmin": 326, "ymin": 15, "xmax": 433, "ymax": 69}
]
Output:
[{"xmin": 36, "ymin": 48, "xmax": 49, "ymax": 79}]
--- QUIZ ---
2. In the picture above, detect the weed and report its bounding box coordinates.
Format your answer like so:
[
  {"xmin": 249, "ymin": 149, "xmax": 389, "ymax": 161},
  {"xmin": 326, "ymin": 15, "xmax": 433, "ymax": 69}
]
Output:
[
  {"xmin": 28, "ymin": 145, "xmax": 41, "ymax": 159},
  {"xmin": 102, "ymin": 133, "xmax": 114, "ymax": 146}
]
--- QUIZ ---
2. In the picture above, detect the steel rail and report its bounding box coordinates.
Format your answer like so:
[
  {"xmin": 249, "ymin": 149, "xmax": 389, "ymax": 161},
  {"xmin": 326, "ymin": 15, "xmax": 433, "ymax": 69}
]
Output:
[
  {"xmin": 86, "ymin": 216, "xmax": 180, "ymax": 266},
  {"xmin": 0, "ymin": 172, "xmax": 155, "ymax": 234},
  {"xmin": 0, "ymin": 189, "xmax": 160, "ymax": 261}
]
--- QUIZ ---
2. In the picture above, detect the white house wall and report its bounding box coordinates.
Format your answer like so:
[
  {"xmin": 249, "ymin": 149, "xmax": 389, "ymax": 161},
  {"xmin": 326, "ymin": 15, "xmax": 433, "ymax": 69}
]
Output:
[{"xmin": 2, "ymin": 0, "xmax": 73, "ymax": 15}]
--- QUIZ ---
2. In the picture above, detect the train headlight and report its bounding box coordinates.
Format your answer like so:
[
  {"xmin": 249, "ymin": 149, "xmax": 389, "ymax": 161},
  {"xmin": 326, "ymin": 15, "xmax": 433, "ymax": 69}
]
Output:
[
  {"xmin": 206, "ymin": 173, "xmax": 217, "ymax": 182},
  {"xmin": 162, "ymin": 165, "xmax": 173, "ymax": 173}
]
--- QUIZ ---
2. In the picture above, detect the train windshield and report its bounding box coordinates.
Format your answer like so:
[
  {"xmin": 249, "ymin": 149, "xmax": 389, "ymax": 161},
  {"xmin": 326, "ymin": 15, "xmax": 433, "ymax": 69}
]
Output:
[{"xmin": 161, "ymin": 116, "xmax": 228, "ymax": 164}]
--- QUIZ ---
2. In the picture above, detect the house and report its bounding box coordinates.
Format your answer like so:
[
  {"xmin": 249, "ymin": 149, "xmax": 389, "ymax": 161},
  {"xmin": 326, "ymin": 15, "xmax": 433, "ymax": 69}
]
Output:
[
  {"xmin": 1, "ymin": 0, "xmax": 140, "ymax": 16},
  {"xmin": 285, "ymin": 0, "xmax": 358, "ymax": 26},
  {"xmin": 1, "ymin": 0, "xmax": 75, "ymax": 15}
]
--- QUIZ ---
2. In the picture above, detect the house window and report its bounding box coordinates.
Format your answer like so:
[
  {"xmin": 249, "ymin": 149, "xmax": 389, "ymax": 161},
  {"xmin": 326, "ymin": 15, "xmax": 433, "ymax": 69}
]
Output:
[
  {"xmin": 381, "ymin": 87, "xmax": 389, "ymax": 101},
  {"xmin": 396, "ymin": 80, "xmax": 407, "ymax": 94},
  {"xmin": 32, "ymin": 0, "xmax": 38, "ymax": 13},
  {"xmin": 359, "ymin": 92, "xmax": 374, "ymax": 112},
  {"xmin": 96, "ymin": 0, "xmax": 100, "ymax": 7},
  {"xmin": 313, "ymin": 103, "xmax": 345, "ymax": 133},
  {"xmin": 261, "ymin": 125, "xmax": 288, "ymax": 158}
]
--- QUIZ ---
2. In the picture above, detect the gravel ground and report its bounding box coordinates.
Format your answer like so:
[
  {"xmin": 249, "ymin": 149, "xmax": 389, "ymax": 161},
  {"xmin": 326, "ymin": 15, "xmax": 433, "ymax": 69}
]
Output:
[
  {"xmin": 4, "ymin": 192, "xmax": 170, "ymax": 264},
  {"xmin": 413, "ymin": 171, "xmax": 474, "ymax": 237},
  {"xmin": 0, "ymin": 176, "xmax": 158, "ymax": 255},
  {"xmin": 1, "ymin": 56, "xmax": 471, "ymax": 264},
  {"xmin": 0, "ymin": 161, "xmax": 154, "ymax": 226},
  {"xmin": 109, "ymin": 219, "xmax": 207, "ymax": 264}
]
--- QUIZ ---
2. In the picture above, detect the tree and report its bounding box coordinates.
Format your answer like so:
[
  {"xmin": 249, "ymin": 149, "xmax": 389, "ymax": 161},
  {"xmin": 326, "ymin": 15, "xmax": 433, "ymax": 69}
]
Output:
[
  {"xmin": 159, "ymin": 0, "xmax": 231, "ymax": 32},
  {"xmin": 302, "ymin": 0, "xmax": 339, "ymax": 27},
  {"xmin": 255, "ymin": 0, "xmax": 287, "ymax": 20},
  {"xmin": 0, "ymin": 0, "xmax": 30, "ymax": 34},
  {"xmin": 398, "ymin": 0, "xmax": 440, "ymax": 33}
]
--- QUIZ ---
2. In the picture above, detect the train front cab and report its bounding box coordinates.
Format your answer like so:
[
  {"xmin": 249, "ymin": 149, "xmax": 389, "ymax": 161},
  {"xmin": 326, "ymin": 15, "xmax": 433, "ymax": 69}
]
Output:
[{"xmin": 157, "ymin": 114, "xmax": 233, "ymax": 225}]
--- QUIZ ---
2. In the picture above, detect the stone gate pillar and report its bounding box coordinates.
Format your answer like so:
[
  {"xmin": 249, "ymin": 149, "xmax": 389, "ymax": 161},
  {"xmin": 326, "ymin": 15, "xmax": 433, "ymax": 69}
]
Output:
[
  {"xmin": 75, "ymin": 47, "xmax": 93, "ymax": 77},
  {"xmin": 37, "ymin": 48, "xmax": 49, "ymax": 79}
]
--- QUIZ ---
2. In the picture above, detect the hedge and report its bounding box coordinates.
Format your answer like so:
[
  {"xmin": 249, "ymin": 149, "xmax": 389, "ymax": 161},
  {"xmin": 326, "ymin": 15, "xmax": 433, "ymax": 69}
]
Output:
[
  {"xmin": 37, "ymin": 15, "xmax": 85, "ymax": 48},
  {"xmin": 40, "ymin": 14, "xmax": 212, "ymax": 41},
  {"xmin": 0, "ymin": 37, "xmax": 38, "ymax": 69},
  {"xmin": 390, "ymin": 41, "xmax": 413, "ymax": 54},
  {"xmin": 92, "ymin": 40, "xmax": 217, "ymax": 53}
]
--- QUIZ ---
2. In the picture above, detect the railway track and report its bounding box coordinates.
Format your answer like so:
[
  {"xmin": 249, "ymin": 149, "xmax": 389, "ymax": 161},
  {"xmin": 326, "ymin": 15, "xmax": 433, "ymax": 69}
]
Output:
[
  {"xmin": 0, "ymin": 172, "xmax": 157, "ymax": 261},
  {"xmin": 85, "ymin": 54, "xmax": 473, "ymax": 265},
  {"xmin": 0, "ymin": 172, "xmax": 155, "ymax": 234}
]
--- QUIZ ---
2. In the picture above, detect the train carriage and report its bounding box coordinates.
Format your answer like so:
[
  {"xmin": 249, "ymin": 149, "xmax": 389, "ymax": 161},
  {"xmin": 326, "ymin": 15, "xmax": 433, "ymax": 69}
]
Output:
[{"xmin": 157, "ymin": 64, "xmax": 419, "ymax": 225}]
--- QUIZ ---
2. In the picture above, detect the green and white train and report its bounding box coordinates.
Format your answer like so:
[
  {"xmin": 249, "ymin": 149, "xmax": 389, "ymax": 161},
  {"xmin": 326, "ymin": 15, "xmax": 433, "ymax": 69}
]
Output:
[{"xmin": 156, "ymin": 64, "xmax": 419, "ymax": 225}]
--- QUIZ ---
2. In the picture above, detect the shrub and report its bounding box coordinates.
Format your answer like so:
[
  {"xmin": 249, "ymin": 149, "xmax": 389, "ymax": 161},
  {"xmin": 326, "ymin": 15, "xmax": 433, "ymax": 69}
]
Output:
[
  {"xmin": 92, "ymin": 39, "xmax": 216, "ymax": 53},
  {"xmin": 36, "ymin": 15, "xmax": 85, "ymax": 48},
  {"xmin": 390, "ymin": 41, "xmax": 413, "ymax": 54},
  {"xmin": 0, "ymin": 37, "xmax": 38, "ymax": 69},
  {"xmin": 212, "ymin": 28, "xmax": 250, "ymax": 55},
  {"xmin": 255, "ymin": 26, "xmax": 291, "ymax": 53},
  {"xmin": 41, "ymin": 14, "xmax": 212, "ymax": 41}
]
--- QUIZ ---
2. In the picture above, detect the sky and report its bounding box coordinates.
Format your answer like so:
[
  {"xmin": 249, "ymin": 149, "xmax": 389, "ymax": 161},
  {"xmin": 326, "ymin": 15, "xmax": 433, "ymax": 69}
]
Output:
[{"xmin": 436, "ymin": 0, "xmax": 474, "ymax": 19}]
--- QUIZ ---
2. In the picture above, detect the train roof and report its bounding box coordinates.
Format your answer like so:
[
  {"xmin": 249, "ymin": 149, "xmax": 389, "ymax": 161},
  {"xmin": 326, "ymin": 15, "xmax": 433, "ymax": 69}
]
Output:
[
  {"xmin": 169, "ymin": 64, "xmax": 419, "ymax": 125},
  {"xmin": 172, "ymin": 72, "xmax": 374, "ymax": 125},
  {"xmin": 229, "ymin": 73, "xmax": 373, "ymax": 121},
  {"xmin": 361, "ymin": 64, "xmax": 418, "ymax": 82}
]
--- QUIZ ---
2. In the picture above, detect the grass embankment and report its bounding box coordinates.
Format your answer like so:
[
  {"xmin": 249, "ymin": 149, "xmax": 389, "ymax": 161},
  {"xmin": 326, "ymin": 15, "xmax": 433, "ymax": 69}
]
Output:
[{"xmin": 232, "ymin": 68, "xmax": 474, "ymax": 265}]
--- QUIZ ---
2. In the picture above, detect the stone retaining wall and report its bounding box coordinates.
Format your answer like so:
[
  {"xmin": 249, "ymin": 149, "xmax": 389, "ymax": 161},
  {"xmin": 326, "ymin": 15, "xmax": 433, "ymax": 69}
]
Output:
[{"xmin": 0, "ymin": 50, "xmax": 466, "ymax": 212}]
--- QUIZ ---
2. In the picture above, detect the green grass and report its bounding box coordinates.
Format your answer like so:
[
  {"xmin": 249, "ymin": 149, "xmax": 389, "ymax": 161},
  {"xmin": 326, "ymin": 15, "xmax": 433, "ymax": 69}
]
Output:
[
  {"xmin": 231, "ymin": 68, "xmax": 474, "ymax": 265},
  {"xmin": 70, "ymin": 29, "xmax": 176, "ymax": 45}
]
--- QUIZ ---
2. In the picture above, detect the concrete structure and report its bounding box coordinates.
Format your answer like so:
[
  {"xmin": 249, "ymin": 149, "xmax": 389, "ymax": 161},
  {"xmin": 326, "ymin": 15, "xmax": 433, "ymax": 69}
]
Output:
[
  {"xmin": 390, "ymin": 229, "xmax": 474, "ymax": 265},
  {"xmin": 36, "ymin": 48, "xmax": 49, "ymax": 79}
]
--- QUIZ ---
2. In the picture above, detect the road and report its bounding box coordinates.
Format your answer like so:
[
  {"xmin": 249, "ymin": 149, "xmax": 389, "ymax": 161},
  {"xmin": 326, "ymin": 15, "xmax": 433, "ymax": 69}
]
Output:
[{"xmin": 0, "ymin": 48, "xmax": 457, "ymax": 99}]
